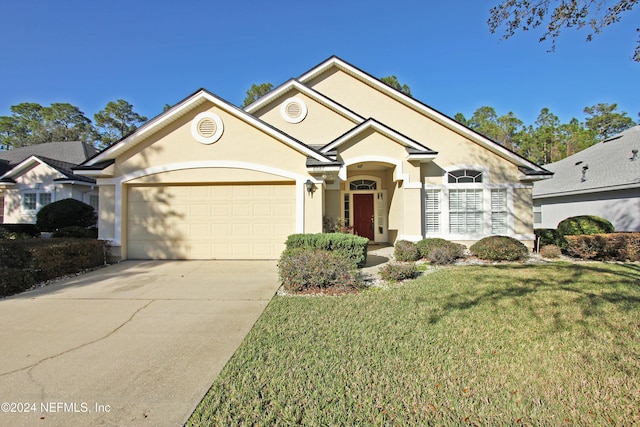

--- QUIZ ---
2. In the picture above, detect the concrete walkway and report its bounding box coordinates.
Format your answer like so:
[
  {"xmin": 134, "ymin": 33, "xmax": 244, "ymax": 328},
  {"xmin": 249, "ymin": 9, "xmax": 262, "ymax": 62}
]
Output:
[{"xmin": 0, "ymin": 260, "xmax": 280, "ymax": 427}]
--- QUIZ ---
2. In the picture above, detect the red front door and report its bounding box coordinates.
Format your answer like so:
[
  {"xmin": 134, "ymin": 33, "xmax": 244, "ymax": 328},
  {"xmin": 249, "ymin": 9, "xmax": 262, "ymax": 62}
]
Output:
[{"xmin": 353, "ymin": 194, "xmax": 374, "ymax": 240}]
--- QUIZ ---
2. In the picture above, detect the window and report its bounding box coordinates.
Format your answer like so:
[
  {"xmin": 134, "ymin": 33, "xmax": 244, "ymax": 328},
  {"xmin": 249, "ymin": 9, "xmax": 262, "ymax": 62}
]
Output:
[
  {"xmin": 491, "ymin": 189, "xmax": 507, "ymax": 234},
  {"xmin": 424, "ymin": 189, "xmax": 441, "ymax": 234},
  {"xmin": 447, "ymin": 169, "xmax": 483, "ymax": 183},
  {"xmin": 349, "ymin": 179, "xmax": 377, "ymax": 190},
  {"xmin": 39, "ymin": 193, "xmax": 52, "ymax": 207},
  {"xmin": 533, "ymin": 206, "xmax": 542, "ymax": 224},
  {"xmin": 22, "ymin": 191, "xmax": 52, "ymax": 211},
  {"xmin": 343, "ymin": 194, "xmax": 350, "ymax": 226},
  {"xmin": 23, "ymin": 193, "xmax": 37, "ymax": 210},
  {"xmin": 449, "ymin": 189, "xmax": 482, "ymax": 234},
  {"xmin": 89, "ymin": 195, "xmax": 99, "ymax": 210}
]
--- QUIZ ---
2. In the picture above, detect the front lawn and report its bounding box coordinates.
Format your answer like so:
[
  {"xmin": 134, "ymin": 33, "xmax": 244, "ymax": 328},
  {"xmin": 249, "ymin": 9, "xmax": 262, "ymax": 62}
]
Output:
[{"xmin": 188, "ymin": 263, "xmax": 640, "ymax": 426}]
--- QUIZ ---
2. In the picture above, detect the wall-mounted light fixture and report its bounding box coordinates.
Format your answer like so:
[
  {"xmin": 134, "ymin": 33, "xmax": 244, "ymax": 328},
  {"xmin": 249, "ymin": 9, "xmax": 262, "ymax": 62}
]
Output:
[{"xmin": 305, "ymin": 179, "xmax": 315, "ymax": 195}]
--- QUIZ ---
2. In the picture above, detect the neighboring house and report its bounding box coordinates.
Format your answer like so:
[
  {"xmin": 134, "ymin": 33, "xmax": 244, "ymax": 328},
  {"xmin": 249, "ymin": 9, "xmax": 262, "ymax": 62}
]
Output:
[
  {"xmin": 533, "ymin": 125, "xmax": 640, "ymax": 231},
  {"xmin": 75, "ymin": 57, "xmax": 551, "ymax": 261},
  {"xmin": 0, "ymin": 141, "xmax": 98, "ymax": 224}
]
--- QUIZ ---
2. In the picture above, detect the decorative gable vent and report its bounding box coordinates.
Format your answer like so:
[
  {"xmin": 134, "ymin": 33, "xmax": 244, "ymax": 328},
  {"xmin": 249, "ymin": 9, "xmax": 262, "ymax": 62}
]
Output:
[
  {"xmin": 191, "ymin": 112, "xmax": 224, "ymax": 144},
  {"xmin": 280, "ymin": 97, "xmax": 307, "ymax": 124}
]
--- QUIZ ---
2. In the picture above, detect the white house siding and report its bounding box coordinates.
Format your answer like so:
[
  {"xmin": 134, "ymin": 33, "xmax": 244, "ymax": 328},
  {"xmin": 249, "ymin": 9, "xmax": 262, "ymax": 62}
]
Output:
[{"xmin": 534, "ymin": 188, "xmax": 640, "ymax": 231}]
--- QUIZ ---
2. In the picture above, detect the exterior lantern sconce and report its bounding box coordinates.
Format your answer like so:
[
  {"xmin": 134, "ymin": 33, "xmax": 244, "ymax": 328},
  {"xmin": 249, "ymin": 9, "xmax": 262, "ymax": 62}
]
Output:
[{"xmin": 305, "ymin": 179, "xmax": 316, "ymax": 195}]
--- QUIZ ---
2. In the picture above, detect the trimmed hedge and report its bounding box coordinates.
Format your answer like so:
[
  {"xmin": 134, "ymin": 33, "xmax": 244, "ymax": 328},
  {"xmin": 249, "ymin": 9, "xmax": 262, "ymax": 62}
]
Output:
[
  {"xmin": 36, "ymin": 198, "xmax": 96, "ymax": 232},
  {"xmin": 0, "ymin": 238, "xmax": 108, "ymax": 297},
  {"xmin": 394, "ymin": 240, "xmax": 419, "ymax": 262},
  {"xmin": 278, "ymin": 248, "xmax": 361, "ymax": 293},
  {"xmin": 0, "ymin": 223, "xmax": 40, "ymax": 237},
  {"xmin": 52, "ymin": 226, "xmax": 99, "ymax": 238},
  {"xmin": 284, "ymin": 233, "xmax": 369, "ymax": 268},
  {"xmin": 416, "ymin": 238, "xmax": 465, "ymax": 264},
  {"xmin": 470, "ymin": 236, "xmax": 529, "ymax": 261},
  {"xmin": 565, "ymin": 233, "xmax": 640, "ymax": 261},
  {"xmin": 534, "ymin": 228, "xmax": 564, "ymax": 249},
  {"xmin": 557, "ymin": 215, "xmax": 614, "ymax": 236},
  {"xmin": 379, "ymin": 262, "xmax": 420, "ymax": 282}
]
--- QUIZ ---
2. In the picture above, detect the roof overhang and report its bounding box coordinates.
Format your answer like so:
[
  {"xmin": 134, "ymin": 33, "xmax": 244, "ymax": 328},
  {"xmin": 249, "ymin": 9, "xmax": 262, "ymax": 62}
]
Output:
[
  {"xmin": 245, "ymin": 79, "xmax": 364, "ymax": 124},
  {"xmin": 83, "ymin": 89, "xmax": 335, "ymax": 167},
  {"xmin": 300, "ymin": 56, "xmax": 549, "ymax": 176},
  {"xmin": 0, "ymin": 155, "xmax": 57, "ymax": 181},
  {"xmin": 534, "ymin": 181, "xmax": 640, "ymax": 199},
  {"xmin": 321, "ymin": 119, "xmax": 438, "ymax": 163},
  {"xmin": 73, "ymin": 160, "xmax": 116, "ymax": 178}
]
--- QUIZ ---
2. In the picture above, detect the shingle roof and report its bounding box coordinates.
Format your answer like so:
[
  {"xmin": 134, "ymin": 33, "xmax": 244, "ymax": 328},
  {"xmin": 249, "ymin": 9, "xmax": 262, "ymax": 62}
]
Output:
[
  {"xmin": 533, "ymin": 125, "xmax": 640, "ymax": 197},
  {"xmin": 37, "ymin": 157, "xmax": 96, "ymax": 184},
  {"xmin": 0, "ymin": 141, "xmax": 96, "ymax": 170}
]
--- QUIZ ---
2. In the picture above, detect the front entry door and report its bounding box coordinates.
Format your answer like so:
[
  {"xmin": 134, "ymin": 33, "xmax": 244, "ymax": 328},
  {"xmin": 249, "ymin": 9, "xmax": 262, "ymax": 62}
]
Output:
[{"xmin": 353, "ymin": 194, "xmax": 374, "ymax": 240}]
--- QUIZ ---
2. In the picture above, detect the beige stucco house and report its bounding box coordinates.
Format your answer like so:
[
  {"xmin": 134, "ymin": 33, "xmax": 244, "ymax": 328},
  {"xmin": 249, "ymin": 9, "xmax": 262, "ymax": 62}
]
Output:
[
  {"xmin": 75, "ymin": 57, "xmax": 551, "ymax": 260},
  {"xmin": 0, "ymin": 141, "xmax": 98, "ymax": 224}
]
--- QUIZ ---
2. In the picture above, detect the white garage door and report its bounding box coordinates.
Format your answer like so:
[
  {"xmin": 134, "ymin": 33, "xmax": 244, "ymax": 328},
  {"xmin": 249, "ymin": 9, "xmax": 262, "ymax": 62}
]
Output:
[{"xmin": 127, "ymin": 184, "xmax": 296, "ymax": 259}]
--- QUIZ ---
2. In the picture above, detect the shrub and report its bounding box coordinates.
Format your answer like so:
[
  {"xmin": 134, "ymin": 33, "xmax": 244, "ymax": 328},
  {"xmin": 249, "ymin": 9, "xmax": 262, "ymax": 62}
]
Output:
[
  {"xmin": 0, "ymin": 226, "xmax": 34, "ymax": 240},
  {"xmin": 557, "ymin": 215, "xmax": 614, "ymax": 236},
  {"xmin": 539, "ymin": 244, "xmax": 562, "ymax": 259},
  {"xmin": 52, "ymin": 226, "xmax": 98, "ymax": 238},
  {"xmin": 416, "ymin": 238, "xmax": 465, "ymax": 264},
  {"xmin": 0, "ymin": 238, "xmax": 108, "ymax": 297},
  {"xmin": 470, "ymin": 236, "xmax": 529, "ymax": 261},
  {"xmin": 0, "ymin": 223, "xmax": 40, "ymax": 237},
  {"xmin": 534, "ymin": 228, "xmax": 563, "ymax": 249},
  {"xmin": 36, "ymin": 198, "xmax": 97, "ymax": 232},
  {"xmin": 379, "ymin": 262, "xmax": 421, "ymax": 282},
  {"xmin": 565, "ymin": 233, "xmax": 640, "ymax": 261},
  {"xmin": 285, "ymin": 233, "xmax": 368, "ymax": 268},
  {"xmin": 394, "ymin": 240, "xmax": 419, "ymax": 262},
  {"xmin": 278, "ymin": 248, "xmax": 361, "ymax": 293},
  {"xmin": 429, "ymin": 245, "xmax": 464, "ymax": 265}
]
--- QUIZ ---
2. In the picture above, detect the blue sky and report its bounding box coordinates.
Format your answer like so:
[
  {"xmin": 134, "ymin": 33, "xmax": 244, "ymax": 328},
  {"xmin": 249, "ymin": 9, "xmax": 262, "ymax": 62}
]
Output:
[{"xmin": 1, "ymin": 0, "xmax": 638, "ymax": 127}]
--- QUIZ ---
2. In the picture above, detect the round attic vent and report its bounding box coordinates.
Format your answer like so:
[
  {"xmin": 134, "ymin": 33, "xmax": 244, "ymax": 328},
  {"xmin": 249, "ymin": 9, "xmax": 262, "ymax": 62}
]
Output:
[
  {"xmin": 191, "ymin": 112, "xmax": 224, "ymax": 144},
  {"xmin": 280, "ymin": 97, "xmax": 307, "ymax": 124}
]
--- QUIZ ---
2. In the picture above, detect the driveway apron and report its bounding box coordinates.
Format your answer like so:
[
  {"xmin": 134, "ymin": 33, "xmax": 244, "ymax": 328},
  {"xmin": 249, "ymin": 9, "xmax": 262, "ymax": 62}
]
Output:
[{"xmin": 0, "ymin": 260, "xmax": 280, "ymax": 427}]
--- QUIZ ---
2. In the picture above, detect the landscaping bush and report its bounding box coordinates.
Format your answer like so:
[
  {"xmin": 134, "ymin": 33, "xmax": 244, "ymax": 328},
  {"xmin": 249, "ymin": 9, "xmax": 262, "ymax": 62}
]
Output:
[
  {"xmin": 394, "ymin": 240, "xmax": 419, "ymax": 262},
  {"xmin": 0, "ymin": 223, "xmax": 40, "ymax": 237},
  {"xmin": 0, "ymin": 226, "xmax": 34, "ymax": 240},
  {"xmin": 565, "ymin": 233, "xmax": 640, "ymax": 261},
  {"xmin": 284, "ymin": 233, "xmax": 368, "ymax": 268},
  {"xmin": 557, "ymin": 215, "xmax": 614, "ymax": 236},
  {"xmin": 36, "ymin": 198, "xmax": 97, "ymax": 232},
  {"xmin": 534, "ymin": 228, "xmax": 563, "ymax": 249},
  {"xmin": 52, "ymin": 226, "xmax": 98, "ymax": 238},
  {"xmin": 416, "ymin": 238, "xmax": 465, "ymax": 264},
  {"xmin": 470, "ymin": 236, "xmax": 529, "ymax": 261},
  {"xmin": 0, "ymin": 238, "xmax": 108, "ymax": 297},
  {"xmin": 278, "ymin": 248, "xmax": 362, "ymax": 293},
  {"xmin": 379, "ymin": 262, "xmax": 420, "ymax": 282},
  {"xmin": 539, "ymin": 244, "xmax": 562, "ymax": 259},
  {"xmin": 428, "ymin": 245, "xmax": 463, "ymax": 265}
]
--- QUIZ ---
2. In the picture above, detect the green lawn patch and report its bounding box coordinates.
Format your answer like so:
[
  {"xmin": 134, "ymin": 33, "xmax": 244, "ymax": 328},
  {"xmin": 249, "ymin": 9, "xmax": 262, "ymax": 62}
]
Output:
[{"xmin": 188, "ymin": 263, "xmax": 640, "ymax": 426}]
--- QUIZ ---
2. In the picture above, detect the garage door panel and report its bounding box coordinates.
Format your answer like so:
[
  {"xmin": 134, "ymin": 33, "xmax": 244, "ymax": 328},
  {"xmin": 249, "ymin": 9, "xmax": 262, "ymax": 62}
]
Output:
[{"xmin": 127, "ymin": 184, "xmax": 295, "ymax": 259}]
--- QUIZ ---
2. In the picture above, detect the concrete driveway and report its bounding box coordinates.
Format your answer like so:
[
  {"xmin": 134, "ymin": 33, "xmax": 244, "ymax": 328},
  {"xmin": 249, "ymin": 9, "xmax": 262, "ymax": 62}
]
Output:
[{"xmin": 0, "ymin": 260, "xmax": 280, "ymax": 427}]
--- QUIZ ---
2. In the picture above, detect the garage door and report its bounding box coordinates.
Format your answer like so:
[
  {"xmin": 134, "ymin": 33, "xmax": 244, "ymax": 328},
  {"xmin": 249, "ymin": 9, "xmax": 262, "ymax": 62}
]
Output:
[{"xmin": 127, "ymin": 184, "xmax": 296, "ymax": 259}]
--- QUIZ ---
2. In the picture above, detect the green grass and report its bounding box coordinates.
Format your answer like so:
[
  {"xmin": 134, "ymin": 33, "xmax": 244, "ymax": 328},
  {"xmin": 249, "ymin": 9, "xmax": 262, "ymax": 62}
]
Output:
[{"xmin": 188, "ymin": 263, "xmax": 640, "ymax": 426}]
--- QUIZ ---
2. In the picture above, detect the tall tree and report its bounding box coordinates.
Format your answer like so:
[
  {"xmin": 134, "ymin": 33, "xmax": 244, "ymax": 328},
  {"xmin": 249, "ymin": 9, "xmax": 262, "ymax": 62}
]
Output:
[
  {"xmin": 0, "ymin": 102, "xmax": 93, "ymax": 148},
  {"xmin": 488, "ymin": 0, "xmax": 640, "ymax": 61},
  {"xmin": 461, "ymin": 106, "xmax": 525, "ymax": 151},
  {"xmin": 380, "ymin": 75, "xmax": 412, "ymax": 97},
  {"xmin": 94, "ymin": 100, "xmax": 147, "ymax": 148},
  {"xmin": 242, "ymin": 83, "xmax": 274, "ymax": 108},
  {"xmin": 559, "ymin": 118, "xmax": 598, "ymax": 156},
  {"xmin": 583, "ymin": 102, "xmax": 636, "ymax": 139}
]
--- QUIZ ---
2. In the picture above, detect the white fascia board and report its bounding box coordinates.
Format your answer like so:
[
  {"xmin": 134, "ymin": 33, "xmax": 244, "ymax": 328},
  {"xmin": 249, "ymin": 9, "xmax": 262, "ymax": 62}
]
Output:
[
  {"xmin": 533, "ymin": 182, "xmax": 640, "ymax": 199},
  {"xmin": 86, "ymin": 93, "xmax": 209, "ymax": 166},
  {"xmin": 323, "ymin": 120, "xmax": 429, "ymax": 153},
  {"xmin": 407, "ymin": 153, "xmax": 438, "ymax": 162},
  {"xmin": 300, "ymin": 57, "xmax": 545, "ymax": 173},
  {"xmin": 246, "ymin": 80, "xmax": 364, "ymax": 124},
  {"xmin": 1, "ymin": 156, "xmax": 56, "ymax": 179},
  {"xmin": 87, "ymin": 89, "xmax": 333, "ymax": 166}
]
